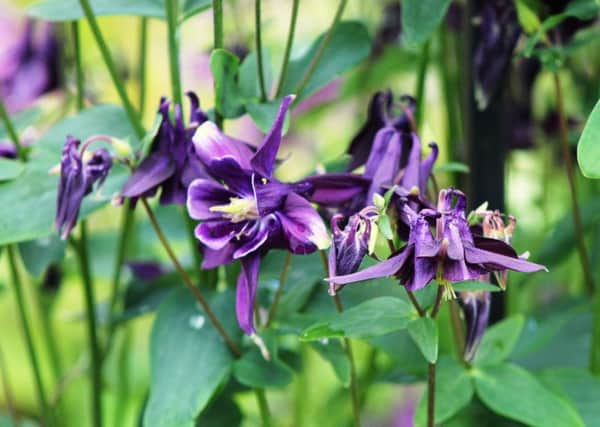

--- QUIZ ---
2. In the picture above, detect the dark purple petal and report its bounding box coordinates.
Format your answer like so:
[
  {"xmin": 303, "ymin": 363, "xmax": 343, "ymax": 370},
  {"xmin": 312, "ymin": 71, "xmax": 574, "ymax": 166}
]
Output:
[
  {"xmin": 192, "ymin": 121, "xmax": 254, "ymax": 170},
  {"xmin": 303, "ymin": 173, "xmax": 371, "ymax": 206},
  {"xmin": 419, "ymin": 143, "xmax": 438, "ymax": 195},
  {"xmin": 186, "ymin": 91, "xmax": 209, "ymax": 125},
  {"xmin": 255, "ymin": 180, "xmax": 292, "ymax": 215},
  {"xmin": 84, "ymin": 148, "xmax": 112, "ymax": 191},
  {"xmin": 401, "ymin": 133, "xmax": 422, "ymax": 192},
  {"xmin": 206, "ymin": 156, "xmax": 254, "ymax": 196},
  {"xmin": 366, "ymin": 130, "xmax": 402, "ymax": 204},
  {"xmin": 186, "ymin": 178, "xmax": 238, "ymax": 220},
  {"xmin": 195, "ymin": 220, "xmax": 245, "ymax": 250},
  {"xmin": 459, "ymin": 291, "xmax": 491, "ymax": 362},
  {"xmin": 277, "ymin": 192, "xmax": 330, "ymax": 254},
  {"xmin": 201, "ymin": 243, "xmax": 236, "ymax": 269},
  {"xmin": 250, "ymin": 95, "xmax": 294, "ymax": 178},
  {"xmin": 464, "ymin": 246, "xmax": 547, "ymax": 273},
  {"xmin": 121, "ymin": 151, "xmax": 176, "ymax": 198},
  {"xmin": 127, "ymin": 261, "xmax": 165, "ymax": 282},
  {"xmin": 236, "ymin": 254, "xmax": 261, "ymax": 335},
  {"xmin": 55, "ymin": 136, "xmax": 85, "ymax": 239},
  {"xmin": 233, "ymin": 218, "xmax": 274, "ymax": 259},
  {"xmin": 442, "ymin": 258, "xmax": 483, "ymax": 283},
  {"xmin": 405, "ymin": 257, "xmax": 437, "ymax": 291},
  {"xmin": 327, "ymin": 248, "xmax": 411, "ymax": 286}
]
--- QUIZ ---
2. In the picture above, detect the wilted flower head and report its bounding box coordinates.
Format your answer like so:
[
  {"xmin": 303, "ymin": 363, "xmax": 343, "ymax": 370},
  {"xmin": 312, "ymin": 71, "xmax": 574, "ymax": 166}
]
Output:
[
  {"xmin": 121, "ymin": 92, "xmax": 208, "ymax": 205},
  {"xmin": 187, "ymin": 95, "xmax": 330, "ymax": 335},
  {"xmin": 55, "ymin": 136, "xmax": 112, "ymax": 239},
  {"xmin": 327, "ymin": 188, "xmax": 546, "ymax": 293},
  {"xmin": 458, "ymin": 290, "xmax": 490, "ymax": 362},
  {"xmin": 328, "ymin": 206, "xmax": 378, "ymax": 295},
  {"xmin": 0, "ymin": 19, "xmax": 60, "ymax": 113}
]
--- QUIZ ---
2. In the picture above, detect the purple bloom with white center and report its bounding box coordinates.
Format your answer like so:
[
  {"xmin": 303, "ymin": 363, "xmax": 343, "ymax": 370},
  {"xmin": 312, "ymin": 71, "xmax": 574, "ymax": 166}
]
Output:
[
  {"xmin": 328, "ymin": 207, "xmax": 378, "ymax": 296},
  {"xmin": 186, "ymin": 95, "xmax": 330, "ymax": 335},
  {"xmin": 121, "ymin": 92, "xmax": 208, "ymax": 205},
  {"xmin": 327, "ymin": 188, "xmax": 546, "ymax": 293},
  {"xmin": 55, "ymin": 136, "xmax": 112, "ymax": 239}
]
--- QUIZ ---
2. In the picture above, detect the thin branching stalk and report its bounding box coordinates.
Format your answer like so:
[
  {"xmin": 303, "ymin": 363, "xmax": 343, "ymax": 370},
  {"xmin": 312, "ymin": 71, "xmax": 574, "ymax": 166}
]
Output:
[
  {"xmin": 0, "ymin": 346, "xmax": 18, "ymax": 426},
  {"xmin": 255, "ymin": 388, "xmax": 272, "ymax": 427},
  {"xmin": 213, "ymin": 0, "xmax": 224, "ymax": 129},
  {"xmin": 427, "ymin": 285, "xmax": 445, "ymax": 427},
  {"xmin": 138, "ymin": 17, "xmax": 148, "ymax": 116},
  {"xmin": 415, "ymin": 40, "xmax": 431, "ymax": 131},
  {"xmin": 165, "ymin": 0, "xmax": 183, "ymax": 107},
  {"xmin": 275, "ymin": 0, "xmax": 300, "ymax": 97},
  {"xmin": 72, "ymin": 22, "xmax": 85, "ymax": 111},
  {"xmin": 0, "ymin": 97, "xmax": 24, "ymax": 160},
  {"xmin": 406, "ymin": 289, "xmax": 425, "ymax": 317},
  {"xmin": 255, "ymin": 0, "xmax": 268, "ymax": 101},
  {"xmin": 294, "ymin": 0, "xmax": 347, "ymax": 100},
  {"xmin": 265, "ymin": 252, "xmax": 292, "ymax": 326}
]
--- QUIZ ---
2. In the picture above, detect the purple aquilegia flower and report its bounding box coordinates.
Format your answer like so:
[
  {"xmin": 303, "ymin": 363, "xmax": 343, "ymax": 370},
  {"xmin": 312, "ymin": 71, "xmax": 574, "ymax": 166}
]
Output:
[
  {"xmin": 328, "ymin": 206, "xmax": 379, "ymax": 295},
  {"xmin": 459, "ymin": 290, "xmax": 490, "ymax": 362},
  {"xmin": 121, "ymin": 92, "xmax": 208, "ymax": 205},
  {"xmin": 186, "ymin": 95, "xmax": 330, "ymax": 335},
  {"xmin": 55, "ymin": 136, "xmax": 112, "ymax": 239},
  {"xmin": 327, "ymin": 188, "xmax": 546, "ymax": 294},
  {"xmin": 0, "ymin": 19, "xmax": 60, "ymax": 113}
]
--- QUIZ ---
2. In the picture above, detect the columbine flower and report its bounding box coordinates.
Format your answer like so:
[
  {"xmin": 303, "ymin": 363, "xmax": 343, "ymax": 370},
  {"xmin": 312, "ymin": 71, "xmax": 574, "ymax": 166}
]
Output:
[
  {"xmin": 459, "ymin": 290, "xmax": 490, "ymax": 362},
  {"xmin": 328, "ymin": 206, "xmax": 378, "ymax": 295},
  {"xmin": 186, "ymin": 95, "xmax": 330, "ymax": 335},
  {"xmin": 55, "ymin": 136, "xmax": 112, "ymax": 239},
  {"xmin": 121, "ymin": 92, "xmax": 208, "ymax": 205},
  {"xmin": 327, "ymin": 188, "xmax": 546, "ymax": 294},
  {"xmin": 0, "ymin": 19, "xmax": 60, "ymax": 113}
]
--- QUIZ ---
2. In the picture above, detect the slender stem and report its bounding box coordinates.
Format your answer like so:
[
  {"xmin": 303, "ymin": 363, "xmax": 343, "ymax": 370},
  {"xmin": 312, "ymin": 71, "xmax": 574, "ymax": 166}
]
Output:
[
  {"xmin": 415, "ymin": 40, "xmax": 431, "ymax": 131},
  {"xmin": 183, "ymin": 209, "xmax": 204, "ymax": 283},
  {"xmin": 72, "ymin": 22, "xmax": 85, "ymax": 110},
  {"xmin": 255, "ymin": 388, "xmax": 272, "ymax": 427},
  {"xmin": 427, "ymin": 362, "xmax": 436, "ymax": 427},
  {"xmin": 165, "ymin": 0, "xmax": 182, "ymax": 107},
  {"xmin": 78, "ymin": 0, "xmax": 144, "ymax": 138},
  {"xmin": 140, "ymin": 198, "xmax": 241, "ymax": 357},
  {"xmin": 73, "ymin": 223, "xmax": 102, "ymax": 427},
  {"xmin": 430, "ymin": 285, "xmax": 444, "ymax": 318},
  {"xmin": 265, "ymin": 252, "xmax": 292, "ymax": 326},
  {"xmin": 6, "ymin": 246, "xmax": 50, "ymax": 425},
  {"xmin": 213, "ymin": 0, "xmax": 224, "ymax": 129},
  {"xmin": 294, "ymin": 0, "xmax": 347, "ymax": 100},
  {"xmin": 138, "ymin": 17, "xmax": 148, "ymax": 116},
  {"xmin": 0, "ymin": 97, "xmax": 24, "ymax": 160},
  {"xmin": 0, "ymin": 346, "xmax": 18, "ymax": 427},
  {"xmin": 275, "ymin": 0, "xmax": 300, "ymax": 97},
  {"xmin": 405, "ymin": 289, "xmax": 425, "ymax": 317},
  {"xmin": 319, "ymin": 250, "xmax": 361, "ymax": 427},
  {"xmin": 255, "ymin": 0, "xmax": 268, "ymax": 101},
  {"xmin": 553, "ymin": 72, "xmax": 594, "ymax": 296},
  {"xmin": 449, "ymin": 300, "xmax": 465, "ymax": 358}
]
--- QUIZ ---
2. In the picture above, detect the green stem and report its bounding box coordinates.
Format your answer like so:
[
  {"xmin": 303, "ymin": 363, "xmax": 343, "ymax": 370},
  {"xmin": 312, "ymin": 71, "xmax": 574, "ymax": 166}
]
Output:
[
  {"xmin": 140, "ymin": 198, "xmax": 241, "ymax": 357},
  {"xmin": 265, "ymin": 252, "xmax": 292, "ymax": 326},
  {"xmin": 405, "ymin": 289, "xmax": 425, "ymax": 317},
  {"xmin": 6, "ymin": 246, "xmax": 50, "ymax": 425},
  {"xmin": 213, "ymin": 0, "xmax": 224, "ymax": 129},
  {"xmin": 73, "ymin": 223, "xmax": 102, "ymax": 427},
  {"xmin": 294, "ymin": 0, "xmax": 347, "ymax": 100},
  {"xmin": 138, "ymin": 17, "xmax": 148, "ymax": 116},
  {"xmin": 415, "ymin": 40, "xmax": 431, "ymax": 131},
  {"xmin": 72, "ymin": 22, "xmax": 85, "ymax": 110},
  {"xmin": 275, "ymin": 0, "xmax": 300, "ymax": 97},
  {"xmin": 553, "ymin": 72, "xmax": 594, "ymax": 296},
  {"xmin": 255, "ymin": 388, "xmax": 272, "ymax": 427},
  {"xmin": 78, "ymin": 0, "xmax": 144, "ymax": 139},
  {"xmin": 0, "ymin": 346, "xmax": 18, "ymax": 427},
  {"xmin": 165, "ymin": 0, "xmax": 182, "ymax": 107},
  {"xmin": 0, "ymin": 97, "xmax": 24, "ymax": 160},
  {"xmin": 320, "ymin": 250, "xmax": 361, "ymax": 427},
  {"xmin": 426, "ymin": 285, "xmax": 444, "ymax": 427},
  {"xmin": 255, "ymin": 0, "xmax": 268, "ymax": 101}
]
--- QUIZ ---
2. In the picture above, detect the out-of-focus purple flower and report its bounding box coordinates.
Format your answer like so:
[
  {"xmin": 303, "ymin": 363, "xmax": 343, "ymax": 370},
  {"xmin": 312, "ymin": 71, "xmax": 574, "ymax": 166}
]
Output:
[
  {"xmin": 508, "ymin": 57, "xmax": 541, "ymax": 150},
  {"xmin": 372, "ymin": 1, "xmax": 402, "ymax": 57},
  {"xmin": 294, "ymin": 80, "xmax": 341, "ymax": 116},
  {"xmin": 327, "ymin": 188, "xmax": 546, "ymax": 293},
  {"xmin": 328, "ymin": 206, "xmax": 378, "ymax": 295},
  {"xmin": 0, "ymin": 141, "xmax": 17, "ymax": 159},
  {"xmin": 187, "ymin": 95, "xmax": 330, "ymax": 335},
  {"xmin": 121, "ymin": 92, "xmax": 208, "ymax": 205},
  {"xmin": 0, "ymin": 18, "xmax": 60, "ymax": 113},
  {"xmin": 459, "ymin": 290, "xmax": 490, "ymax": 362},
  {"xmin": 55, "ymin": 136, "xmax": 112, "ymax": 239},
  {"xmin": 127, "ymin": 261, "xmax": 166, "ymax": 282},
  {"xmin": 473, "ymin": 0, "xmax": 521, "ymax": 110}
]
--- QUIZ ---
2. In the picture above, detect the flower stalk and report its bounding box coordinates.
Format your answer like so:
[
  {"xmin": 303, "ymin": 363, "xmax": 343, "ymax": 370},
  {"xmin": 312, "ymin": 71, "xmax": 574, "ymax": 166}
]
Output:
[
  {"xmin": 213, "ymin": 0, "xmax": 224, "ymax": 128},
  {"xmin": 415, "ymin": 40, "xmax": 431, "ymax": 130},
  {"xmin": 265, "ymin": 252, "xmax": 292, "ymax": 327},
  {"xmin": 255, "ymin": 0, "xmax": 268, "ymax": 102},
  {"xmin": 275, "ymin": 0, "xmax": 300, "ymax": 97}
]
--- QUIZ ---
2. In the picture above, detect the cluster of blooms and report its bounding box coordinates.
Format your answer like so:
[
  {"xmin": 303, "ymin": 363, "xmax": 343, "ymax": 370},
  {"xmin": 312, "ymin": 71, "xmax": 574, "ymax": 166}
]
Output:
[{"xmin": 55, "ymin": 88, "xmax": 545, "ymax": 358}]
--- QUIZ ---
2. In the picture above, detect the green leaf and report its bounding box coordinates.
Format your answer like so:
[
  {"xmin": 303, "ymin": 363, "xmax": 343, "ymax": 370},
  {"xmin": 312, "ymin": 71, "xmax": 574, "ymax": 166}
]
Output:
[
  {"xmin": 474, "ymin": 363, "xmax": 585, "ymax": 427},
  {"xmin": 117, "ymin": 272, "xmax": 179, "ymax": 323},
  {"xmin": 233, "ymin": 349, "xmax": 294, "ymax": 389},
  {"xmin": 0, "ymin": 105, "xmax": 136, "ymax": 245},
  {"xmin": 414, "ymin": 357, "xmax": 474, "ymax": 426},
  {"xmin": 577, "ymin": 98, "xmax": 600, "ymax": 178},
  {"xmin": 407, "ymin": 317, "xmax": 438, "ymax": 363},
  {"xmin": 452, "ymin": 280, "xmax": 501, "ymax": 293},
  {"xmin": 238, "ymin": 50, "xmax": 274, "ymax": 100},
  {"xmin": 402, "ymin": 0, "xmax": 452, "ymax": 47},
  {"xmin": 280, "ymin": 21, "xmax": 371, "ymax": 103},
  {"xmin": 539, "ymin": 368, "xmax": 600, "ymax": 427},
  {"xmin": 0, "ymin": 158, "xmax": 24, "ymax": 181},
  {"xmin": 246, "ymin": 100, "xmax": 290, "ymax": 134},
  {"xmin": 18, "ymin": 235, "xmax": 66, "ymax": 277},
  {"xmin": 27, "ymin": 0, "xmax": 210, "ymax": 21},
  {"xmin": 310, "ymin": 340, "xmax": 351, "ymax": 387},
  {"xmin": 301, "ymin": 297, "xmax": 416, "ymax": 340},
  {"xmin": 515, "ymin": 0, "xmax": 543, "ymax": 33},
  {"xmin": 474, "ymin": 315, "xmax": 524, "ymax": 366},
  {"xmin": 210, "ymin": 49, "xmax": 245, "ymax": 119},
  {"xmin": 144, "ymin": 288, "xmax": 237, "ymax": 427}
]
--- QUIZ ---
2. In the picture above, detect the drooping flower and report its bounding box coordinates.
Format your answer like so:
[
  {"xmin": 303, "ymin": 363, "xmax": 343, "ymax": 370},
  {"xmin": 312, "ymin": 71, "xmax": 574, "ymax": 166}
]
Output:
[
  {"xmin": 327, "ymin": 188, "xmax": 546, "ymax": 293},
  {"xmin": 121, "ymin": 92, "xmax": 208, "ymax": 205},
  {"xmin": 55, "ymin": 136, "xmax": 112, "ymax": 239},
  {"xmin": 187, "ymin": 95, "xmax": 330, "ymax": 335},
  {"xmin": 458, "ymin": 290, "xmax": 490, "ymax": 362},
  {"xmin": 0, "ymin": 18, "xmax": 60, "ymax": 113},
  {"xmin": 328, "ymin": 206, "xmax": 378, "ymax": 295}
]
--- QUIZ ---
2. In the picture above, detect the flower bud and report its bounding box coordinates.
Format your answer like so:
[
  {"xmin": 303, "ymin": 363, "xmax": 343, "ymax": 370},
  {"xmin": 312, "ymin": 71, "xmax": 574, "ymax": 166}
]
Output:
[{"xmin": 459, "ymin": 290, "xmax": 491, "ymax": 362}]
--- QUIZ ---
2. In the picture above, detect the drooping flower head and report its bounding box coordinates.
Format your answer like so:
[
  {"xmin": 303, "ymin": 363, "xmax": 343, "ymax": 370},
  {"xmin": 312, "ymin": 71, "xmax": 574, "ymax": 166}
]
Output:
[
  {"xmin": 55, "ymin": 136, "xmax": 112, "ymax": 239},
  {"xmin": 122, "ymin": 92, "xmax": 208, "ymax": 205},
  {"xmin": 186, "ymin": 95, "xmax": 330, "ymax": 335},
  {"xmin": 327, "ymin": 188, "xmax": 546, "ymax": 294}
]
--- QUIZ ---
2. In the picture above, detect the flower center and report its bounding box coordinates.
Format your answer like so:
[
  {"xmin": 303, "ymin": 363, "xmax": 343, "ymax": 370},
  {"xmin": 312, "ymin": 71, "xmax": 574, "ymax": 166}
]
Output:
[{"xmin": 209, "ymin": 197, "xmax": 259, "ymax": 223}]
